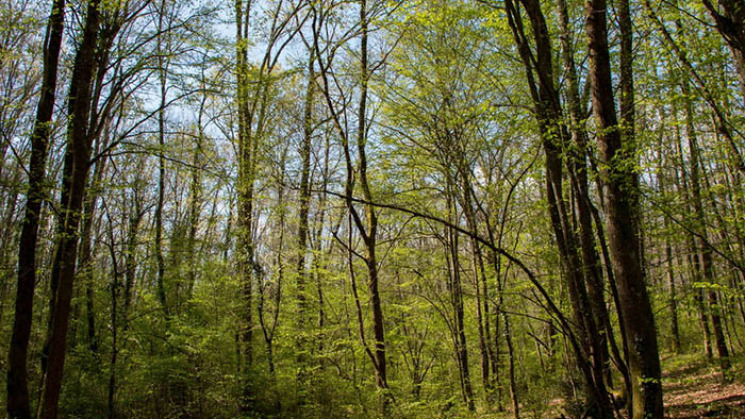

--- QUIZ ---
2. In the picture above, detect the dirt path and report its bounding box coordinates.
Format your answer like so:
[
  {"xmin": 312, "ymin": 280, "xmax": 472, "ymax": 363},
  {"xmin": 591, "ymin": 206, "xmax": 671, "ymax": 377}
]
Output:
[{"xmin": 664, "ymin": 360, "xmax": 745, "ymax": 418}]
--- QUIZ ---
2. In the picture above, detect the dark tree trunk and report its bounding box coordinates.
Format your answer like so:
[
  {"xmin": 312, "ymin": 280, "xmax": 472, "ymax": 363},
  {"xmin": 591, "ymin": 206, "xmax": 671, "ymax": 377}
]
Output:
[
  {"xmin": 703, "ymin": 0, "xmax": 745, "ymax": 101},
  {"xmin": 357, "ymin": 0, "xmax": 387, "ymax": 393},
  {"xmin": 505, "ymin": 0, "xmax": 614, "ymax": 414},
  {"xmin": 585, "ymin": 1, "xmax": 663, "ymax": 417},
  {"xmin": 444, "ymin": 185, "xmax": 474, "ymax": 411},
  {"xmin": 7, "ymin": 1, "xmax": 65, "ymax": 416},
  {"xmin": 557, "ymin": 0, "xmax": 616, "ymax": 389},
  {"xmin": 154, "ymin": 1, "xmax": 170, "ymax": 321},
  {"xmin": 37, "ymin": 1, "xmax": 102, "ymax": 417},
  {"xmin": 77, "ymin": 149, "xmax": 108, "ymax": 355}
]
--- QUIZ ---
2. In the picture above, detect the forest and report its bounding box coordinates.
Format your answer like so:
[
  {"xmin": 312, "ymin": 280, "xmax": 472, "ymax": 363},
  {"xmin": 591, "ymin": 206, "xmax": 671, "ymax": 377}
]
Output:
[{"xmin": 2, "ymin": 0, "xmax": 745, "ymax": 418}]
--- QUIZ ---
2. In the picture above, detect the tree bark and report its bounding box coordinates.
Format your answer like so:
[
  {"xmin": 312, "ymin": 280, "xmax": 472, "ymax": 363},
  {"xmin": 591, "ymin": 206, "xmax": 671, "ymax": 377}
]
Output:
[
  {"xmin": 356, "ymin": 0, "xmax": 387, "ymax": 393},
  {"xmin": 444, "ymin": 184, "xmax": 474, "ymax": 411},
  {"xmin": 557, "ymin": 0, "xmax": 616, "ymax": 389},
  {"xmin": 296, "ymin": 50, "xmax": 314, "ymax": 343},
  {"xmin": 7, "ymin": 0, "xmax": 65, "ymax": 416},
  {"xmin": 585, "ymin": 0, "xmax": 663, "ymax": 417},
  {"xmin": 235, "ymin": 0, "xmax": 256, "ymax": 410},
  {"xmin": 703, "ymin": 0, "xmax": 745, "ymax": 101},
  {"xmin": 506, "ymin": 0, "xmax": 614, "ymax": 414},
  {"xmin": 37, "ymin": 1, "xmax": 102, "ymax": 417},
  {"xmin": 155, "ymin": 0, "xmax": 170, "ymax": 321}
]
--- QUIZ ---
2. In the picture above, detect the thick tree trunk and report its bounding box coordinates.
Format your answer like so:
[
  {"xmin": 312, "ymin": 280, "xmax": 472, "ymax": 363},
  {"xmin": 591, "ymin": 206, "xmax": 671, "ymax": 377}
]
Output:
[
  {"xmin": 585, "ymin": 1, "xmax": 663, "ymax": 417},
  {"xmin": 7, "ymin": 1, "xmax": 65, "ymax": 416},
  {"xmin": 557, "ymin": 0, "xmax": 616, "ymax": 389},
  {"xmin": 37, "ymin": 1, "xmax": 102, "ymax": 417}
]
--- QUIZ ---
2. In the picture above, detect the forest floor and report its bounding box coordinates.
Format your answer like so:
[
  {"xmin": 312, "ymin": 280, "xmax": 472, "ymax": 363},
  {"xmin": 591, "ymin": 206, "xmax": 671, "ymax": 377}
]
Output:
[{"xmin": 663, "ymin": 355, "xmax": 745, "ymax": 418}]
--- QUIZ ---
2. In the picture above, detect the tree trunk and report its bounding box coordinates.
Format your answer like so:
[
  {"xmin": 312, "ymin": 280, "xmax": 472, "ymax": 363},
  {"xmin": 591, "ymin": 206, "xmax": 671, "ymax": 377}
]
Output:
[
  {"xmin": 77, "ymin": 150, "xmax": 108, "ymax": 355},
  {"xmin": 703, "ymin": 0, "xmax": 745, "ymax": 101},
  {"xmin": 154, "ymin": 1, "xmax": 170, "ymax": 321},
  {"xmin": 37, "ymin": 1, "xmax": 102, "ymax": 417},
  {"xmin": 296, "ymin": 52, "xmax": 315, "ymax": 327},
  {"xmin": 185, "ymin": 107, "xmax": 203, "ymax": 300},
  {"xmin": 103, "ymin": 220, "xmax": 120, "ymax": 419},
  {"xmin": 557, "ymin": 0, "xmax": 615, "ymax": 389},
  {"xmin": 660, "ymin": 168, "xmax": 682, "ymax": 354},
  {"xmin": 235, "ymin": 0, "xmax": 256, "ymax": 410},
  {"xmin": 504, "ymin": 312, "xmax": 520, "ymax": 419},
  {"xmin": 445, "ymin": 185, "xmax": 474, "ymax": 411},
  {"xmin": 585, "ymin": 1, "xmax": 663, "ymax": 417},
  {"xmin": 357, "ymin": 0, "xmax": 387, "ymax": 393},
  {"xmin": 7, "ymin": 1, "xmax": 65, "ymax": 416},
  {"xmin": 685, "ymin": 93, "xmax": 732, "ymax": 374},
  {"xmin": 506, "ymin": 1, "xmax": 614, "ymax": 414}
]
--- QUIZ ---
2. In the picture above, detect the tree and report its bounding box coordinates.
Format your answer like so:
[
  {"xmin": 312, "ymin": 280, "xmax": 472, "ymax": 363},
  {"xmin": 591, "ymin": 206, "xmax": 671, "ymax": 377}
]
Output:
[
  {"xmin": 585, "ymin": 0, "xmax": 663, "ymax": 417},
  {"xmin": 37, "ymin": 1, "xmax": 103, "ymax": 416},
  {"xmin": 7, "ymin": 0, "xmax": 64, "ymax": 416}
]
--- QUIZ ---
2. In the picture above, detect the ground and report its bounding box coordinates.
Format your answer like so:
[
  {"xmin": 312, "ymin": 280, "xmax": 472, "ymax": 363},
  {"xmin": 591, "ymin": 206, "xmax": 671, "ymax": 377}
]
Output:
[{"xmin": 664, "ymin": 355, "xmax": 745, "ymax": 419}]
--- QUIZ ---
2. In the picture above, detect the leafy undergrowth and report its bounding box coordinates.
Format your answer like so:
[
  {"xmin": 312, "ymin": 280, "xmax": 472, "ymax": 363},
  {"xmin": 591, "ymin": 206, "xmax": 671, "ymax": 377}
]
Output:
[{"xmin": 663, "ymin": 354, "xmax": 745, "ymax": 419}]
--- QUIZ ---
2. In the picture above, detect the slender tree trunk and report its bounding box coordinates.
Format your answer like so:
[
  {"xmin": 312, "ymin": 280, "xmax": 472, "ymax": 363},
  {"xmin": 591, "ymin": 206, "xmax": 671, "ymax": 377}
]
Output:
[
  {"xmin": 313, "ymin": 133, "xmax": 331, "ymax": 353},
  {"xmin": 297, "ymin": 52, "xmax": 315, "ymax": 326},
  {"xmin": 295, "ymin": 54, "xmax": 315, "ymax": 390},
  {"xmin": 123, "ymin": 182, "xmax": 143, "ymax": 330},
  {"xmin": 7, "ymin": 1, "xmax": 65, "ymax": 416},
  {"xmin": 685, "ymin": 94, "xmax": 732, "ymax": 374},
  {"xmin": 103, "ymin": 222, "xmax": 120, "ymax": 419},
  {"xmin": 504, "ymin": 311, "xmax": 519, "ymax": 419},
  {"xmin": 491, "ymin": 251, "xmax": 505, "ymax": 411},
  {"xmin": 444, "ymin": 185, "xmax": 474, "ymax": 411},
  {"xmin": 312, "ymin": 0, "xmax": 387, "ymax": 400},
  {"xmin": 235, "ymin": 0, "xmax": 256, "ymax": 410},
  {"xmin": 155, "ymin": 2, "xmax": 170, "ymax": 321},
  {"xmin": 77, "ymin": 131, "xmax": 111, "ymax": 355},
  {"xmin": 356, "ymin": 0, "xmax": 387, "ymax": 393},
  {"xmin": 585, "ymin": 1, "xmax": 663, "ymax": 417},
  {"xmin": 470, "ymin": 235, "xmax": 491, "ymax": 397},
  {"xmin": 258, "ymin": 145, "xmax": 286, "ymax": 410},
  {"xmin": 185, "ymin": 113, "xmax": 203, "ymax": 300},
  {"xmin": 457, "ymin": 154, "xmax": 492, "ymax": 400},
  {"xmin": 673, "ymin": 104, "xmax": 714, "ymax": 357},
  {"xmin": 662, "ymin": 198, "xmax": 682, "ymax": 354},
  {"xmin": 506, "ymin": 1, "xmax": 614, "ymax": 414}
]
